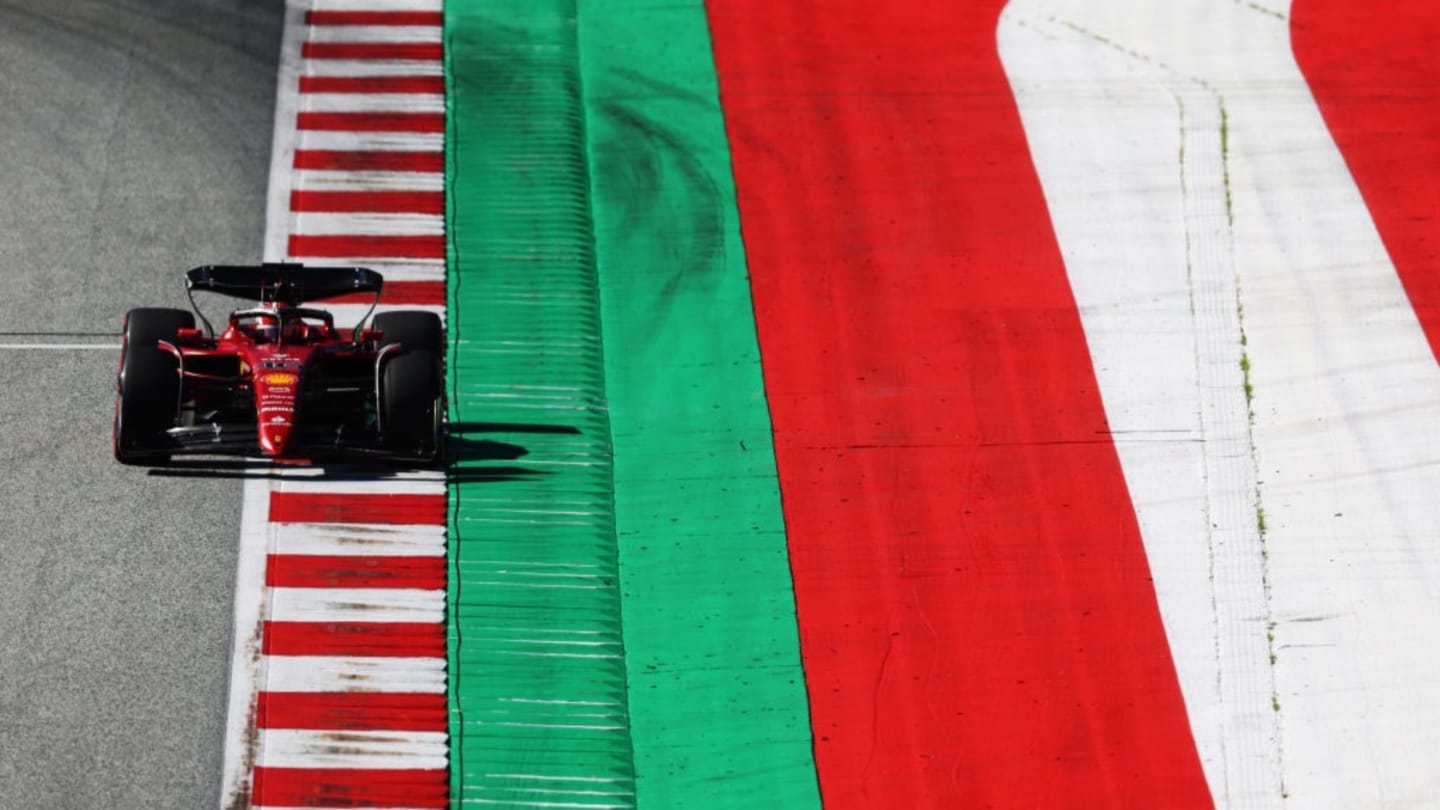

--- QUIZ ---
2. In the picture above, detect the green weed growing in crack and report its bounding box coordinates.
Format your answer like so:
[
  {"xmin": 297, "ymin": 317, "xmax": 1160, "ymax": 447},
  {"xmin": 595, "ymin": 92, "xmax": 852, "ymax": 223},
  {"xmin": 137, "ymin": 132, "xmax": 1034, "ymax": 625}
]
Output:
[
  {"xmin": 1221, "ymin": 106, "xmax": 1234, "ymax": 225},
  {"xmin": 1241, "ymin": 353, "xmax": 1254, "ymax": 404}
]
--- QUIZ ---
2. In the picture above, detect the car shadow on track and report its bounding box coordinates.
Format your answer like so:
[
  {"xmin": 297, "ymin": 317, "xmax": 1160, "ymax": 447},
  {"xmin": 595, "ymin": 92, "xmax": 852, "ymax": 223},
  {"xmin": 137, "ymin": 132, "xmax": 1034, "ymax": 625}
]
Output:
[
  {"xmin": 445, "ymin": 421, "xmax": 581, "ymax": 485},
  {"xmin": 144, "ymin": 421, "xmax": 578, "ymax": 484}
]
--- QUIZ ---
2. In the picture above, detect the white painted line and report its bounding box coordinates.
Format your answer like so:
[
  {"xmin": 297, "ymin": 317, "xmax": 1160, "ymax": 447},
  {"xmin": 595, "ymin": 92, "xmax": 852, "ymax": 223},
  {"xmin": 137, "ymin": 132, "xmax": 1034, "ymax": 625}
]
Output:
[
  {"xmin": 300, "ymin": 92, "xmax": 445, "ymax": 114},
  {"xmin": 295, "ymin": 169, "xmax": 443, "ymax": 192},
  {"xmin": 257, "ymin": 728, "xmax": 448, "ymax": 770},
  {"xmin": 265, "ymin": 655, "xmax": 447, "ymax": 693},
  {"xmin": 291, "ymin": 211, "xmax": 445, "ymax": 236},
  {"xmin": 0, "ymin": 344, "xmax": 121, "ymax": 350},
  {"xmin": 297, "ymin": 130, "xmax": 443, "ymax": 152},
  {"xmin": 269, "ymin": 587, "xmax": 445, "ymax": 623},
  {"xmin": 301, "ymin": 58, "xmax": 444, "ymax": 77},
  {"xmin": 272, "ymin": 522, "xmax": 446, "ymax": 556},
  {"xmin": 304, "ymin": 25, "xmax": 442, "ymax": 44}
]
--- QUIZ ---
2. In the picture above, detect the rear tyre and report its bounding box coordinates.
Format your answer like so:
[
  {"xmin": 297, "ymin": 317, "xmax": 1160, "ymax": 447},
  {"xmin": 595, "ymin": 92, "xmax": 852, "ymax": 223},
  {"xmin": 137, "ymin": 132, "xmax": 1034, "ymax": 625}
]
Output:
[
  {"xmin": 380, "ymin": 348, "xmax": 442, "ymax": 463},
  {"xmin": 124, "ymin": 307, "xmax": 195, "ymax": 348},
  {"xmin": 372, "ymin": 311, "xmax": 442, "ymax": 354}
]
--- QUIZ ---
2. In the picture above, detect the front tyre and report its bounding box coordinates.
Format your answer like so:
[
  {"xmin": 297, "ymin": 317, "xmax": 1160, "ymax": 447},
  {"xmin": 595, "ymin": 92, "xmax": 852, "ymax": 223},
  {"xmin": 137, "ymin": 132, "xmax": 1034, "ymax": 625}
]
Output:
[
  {"xmin": 113, "ymin": 308, "xmax": 191, "ymax": 465},
  {"xmin": 113, "ymin": 347, "xmax": 179, "ymax": 465}
]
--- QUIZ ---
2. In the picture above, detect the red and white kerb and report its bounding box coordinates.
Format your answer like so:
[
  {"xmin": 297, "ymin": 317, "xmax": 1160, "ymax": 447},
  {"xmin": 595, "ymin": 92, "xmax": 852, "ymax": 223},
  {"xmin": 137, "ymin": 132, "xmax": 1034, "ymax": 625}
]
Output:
[{"xmin": 222, "ymin": 2, "xmax": 449, "ymax": 808}]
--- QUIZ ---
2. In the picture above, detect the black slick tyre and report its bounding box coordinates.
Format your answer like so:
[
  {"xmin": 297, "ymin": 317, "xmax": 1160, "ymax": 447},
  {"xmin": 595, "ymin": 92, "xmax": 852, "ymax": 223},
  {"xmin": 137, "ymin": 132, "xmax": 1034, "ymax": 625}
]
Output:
[
  {"xmin": 113, "ymin": 308, "xmax": 191, "ymax": 464},
  {"xmin": 114, "ymin": 348, "xmax": 179, "ymax": 464},
  {"xmin": 372, "ymin": 311, "xmax": 442, "ymax": 354},
  {"xmin": 124, "ymin": 307, "xmax": 195, "ymax": 348},
  {"xmin": 380, "ymin": 348, "xmax": 442, "ymax": 463}
]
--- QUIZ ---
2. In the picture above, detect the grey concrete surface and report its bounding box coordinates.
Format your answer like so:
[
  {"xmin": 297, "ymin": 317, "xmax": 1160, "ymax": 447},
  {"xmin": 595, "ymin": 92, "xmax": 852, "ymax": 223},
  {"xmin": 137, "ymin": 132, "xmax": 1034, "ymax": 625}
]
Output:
[{"xmin": 0, "ymin": 1, "xmax": 282, "ymax": 807}]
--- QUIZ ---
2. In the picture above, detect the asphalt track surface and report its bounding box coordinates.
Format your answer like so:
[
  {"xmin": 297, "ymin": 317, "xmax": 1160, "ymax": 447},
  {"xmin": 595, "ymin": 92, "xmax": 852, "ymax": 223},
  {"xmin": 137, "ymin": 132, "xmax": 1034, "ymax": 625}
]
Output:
[{"xmin": 0, "ymin": 1, "xmax": 281, "ymax": 806}]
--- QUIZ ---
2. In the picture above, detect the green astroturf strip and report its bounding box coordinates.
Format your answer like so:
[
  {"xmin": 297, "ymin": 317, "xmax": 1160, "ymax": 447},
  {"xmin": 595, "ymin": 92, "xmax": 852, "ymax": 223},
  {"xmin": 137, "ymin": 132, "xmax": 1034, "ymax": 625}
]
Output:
[
  {"xmin": 444, "ymin": 2, "xmax": 637, "ymax": 806},
  {"xmin": 577, "ymin": 2, "xmax": 822, "ymax": 807}
]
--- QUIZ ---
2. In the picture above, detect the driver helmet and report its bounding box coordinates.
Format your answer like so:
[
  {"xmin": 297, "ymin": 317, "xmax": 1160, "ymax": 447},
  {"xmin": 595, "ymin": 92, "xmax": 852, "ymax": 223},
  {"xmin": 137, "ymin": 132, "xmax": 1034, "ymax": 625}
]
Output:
[{"xmin": 255, "ymin": 320, "xmax": 279, "ymax": 343}]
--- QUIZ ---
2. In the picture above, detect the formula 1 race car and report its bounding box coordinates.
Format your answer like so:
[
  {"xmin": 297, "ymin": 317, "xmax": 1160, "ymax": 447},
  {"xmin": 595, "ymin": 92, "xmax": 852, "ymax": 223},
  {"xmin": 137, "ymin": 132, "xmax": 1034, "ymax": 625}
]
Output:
[{"xmin": 113, "ymin": 263, "xmax": 442, "ymax": 465}]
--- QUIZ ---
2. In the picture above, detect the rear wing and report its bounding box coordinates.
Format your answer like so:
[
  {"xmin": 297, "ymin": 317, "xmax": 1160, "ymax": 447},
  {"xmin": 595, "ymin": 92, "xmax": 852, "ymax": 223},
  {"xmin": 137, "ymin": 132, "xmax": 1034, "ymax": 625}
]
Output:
[{"xmin": 186, "ymin": 263, "xmax": 383, "ymax": 306}]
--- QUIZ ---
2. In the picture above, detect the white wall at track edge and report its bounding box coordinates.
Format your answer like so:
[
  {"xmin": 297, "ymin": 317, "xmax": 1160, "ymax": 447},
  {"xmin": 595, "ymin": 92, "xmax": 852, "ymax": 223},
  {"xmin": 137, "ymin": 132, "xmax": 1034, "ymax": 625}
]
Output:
[{"xmin": 1000, "ymin": 2, "xmax": 1440, "ymax": 807}]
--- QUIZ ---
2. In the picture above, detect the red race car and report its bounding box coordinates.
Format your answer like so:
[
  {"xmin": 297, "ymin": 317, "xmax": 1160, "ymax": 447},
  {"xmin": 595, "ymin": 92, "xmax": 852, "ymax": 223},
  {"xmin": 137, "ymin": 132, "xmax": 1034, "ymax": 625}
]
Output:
[{"xmin": 114, "ymin": 263, "xmax": 443, "ymax": 465}]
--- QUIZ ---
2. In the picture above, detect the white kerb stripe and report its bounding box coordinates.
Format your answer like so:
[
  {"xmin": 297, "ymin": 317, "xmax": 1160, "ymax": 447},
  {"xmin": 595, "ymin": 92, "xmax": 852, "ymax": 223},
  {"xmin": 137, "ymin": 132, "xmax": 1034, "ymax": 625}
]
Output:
[
  {"xmin": 271, "ymin": 522, "xmax": 446, "ymax": 557},
  {"xmin": 310, "ymin": 259, "xmax": 444, "ymax": 283},
  {"xmin": 257, "ymin": 728, "xmax": 448, "ymax": 770},
  {"xmin": 305, "ymin": 26, "xmax": 442, "ymax": 45},
  {"xmin": 295, "ymin": 169, "xmax": 444, "ymax": 192},
  {"xmin": 302, "ymin": 58, "xmax": 444, "ymax": 78},
  {"xmin": 264, "ymin": 655, "xmax": 446, "ymax": 693},
  {"xmin": 292, "ymin": 212, "xmax": 445, "ymax": 236},
  {"xmin": 300, "ymin": 93, "xmax": 445, "ymax": 115},
  {"xmin": 337, "ymin": 255, "xmax": 446, "ymax": 274},
  {"xmin": 998, "ymin": 9, "xmax": 1277, "ymax": 805},
  {"xmin": 275, "ymin": 473, "xmax": 444, "ymax": 495},
  {"xmin": 297, "ymin": 130, "xmax": 443, "ymax": 152},
  {"xmin": 1001, "ymin": 0, "xmax": 1440, "ymax": 807},
  {"xmin": 269, "ymin": 587, "xmax": 445, "ymax": 624}
]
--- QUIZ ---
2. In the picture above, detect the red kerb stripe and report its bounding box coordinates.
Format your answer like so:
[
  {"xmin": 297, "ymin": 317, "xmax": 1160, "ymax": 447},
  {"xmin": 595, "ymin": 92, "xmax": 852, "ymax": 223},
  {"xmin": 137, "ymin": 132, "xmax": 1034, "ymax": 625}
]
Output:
[
  {"xmin": 306, "ymin": 10, "xmax": 443, "ymax": 26},
  {"xmin": 292, "ymin": 189, "xmax": 444, "ymax": 214},
  {"xmin": 295, "ymin": 149, "xmax": 440, "ymax": 171},
  {"xmin": 332, "ymin": 280, "xmax": 445, "ymax": 306},
  {"xmin": 269, "ymin": 492, "xmax": 446, "ymax": 525},
  {"xmin": 708, "ymin": 0, "xmax": 1212, "ymax": 806},
  {"xmin": 288, "ymin": 234, "xmax": 445, "ymax": 260},
  {"xmin": 1293, "ymin": 1, "xmax": 1440, "ymax": 363},
  {"xmin": 252, "ymin": 767, "xmax": 447, "ymax": 808},
  {"xmin": 301, "ymin": 41, "xmax": 442, "ymax": 61},
  {"xmin": 263, "ymin": 621, "xmax": 444, "ymax": 657},
  {"xmin": 299, "ymin": 74, "xmax": 445, "ymax": 94},
  {"xmin": 258, "ymin": 691, "xmax": 447, "ymax": 731},
  {"xmin": 297, "ymin": 111, "xmax": 444, "ymax": 133},
  {"xmin": 294, "ymin": 150, "xmax": 443, "ymax": 172},
  {"xmin": 267, "ymin": 554, "xmax": 446, "ymax": 589}
]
